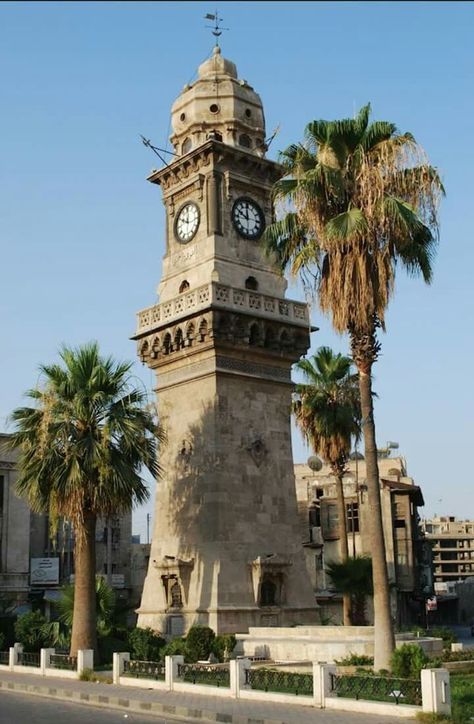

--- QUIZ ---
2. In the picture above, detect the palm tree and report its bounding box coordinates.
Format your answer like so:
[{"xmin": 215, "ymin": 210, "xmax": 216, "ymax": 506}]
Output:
[
  {"xmin": 264, "ymin": 104, "xmax": 443, "ymax": 670},
  {"xmin": 9, "ymin": 342, "xmax": 164, "ymax": 657},
  {"xmin": 327, "ymin": 556, "xmax": 373, "ymax": 626},
  {"xmin": 293, "ymin": 346, "xmax": 360, "ymax": 624}
]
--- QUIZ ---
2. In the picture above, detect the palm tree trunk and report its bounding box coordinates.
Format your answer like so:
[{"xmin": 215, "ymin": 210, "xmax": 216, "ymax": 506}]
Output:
[
  {"xmin": 334, "ymin": 473, "xmax": 351, "ymax": 625},
  {"xmin": 70, "ymin": 511, "xmax": 97, "ymax": 658},
  {"xmin": 358, "ymin": 367, "xmax": 395, "ymax": 669}
]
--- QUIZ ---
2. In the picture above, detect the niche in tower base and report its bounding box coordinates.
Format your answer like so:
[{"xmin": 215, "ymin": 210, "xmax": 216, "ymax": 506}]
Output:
[
  {"xmin": 156, "ymin": 556, "xmax": 194, "ymax": 635},
  {"xmin": 250, "ymin": 555, "xmax": 291, "ymax": 627}
]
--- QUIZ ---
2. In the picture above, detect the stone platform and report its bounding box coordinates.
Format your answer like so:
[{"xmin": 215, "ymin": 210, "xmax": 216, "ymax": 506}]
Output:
[{"xmin": 235, "ymin": 625, "xmax": 443, "ymax": 661}]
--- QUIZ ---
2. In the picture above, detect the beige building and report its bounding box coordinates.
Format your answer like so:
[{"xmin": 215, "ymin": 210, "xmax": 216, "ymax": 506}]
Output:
[
  {"xmin": 422, "ymin": 516, "xmax": 474, "ymax": 586},
  {"xmin": 0, "ymin": 434, "xmax": 133, "ymax": 613},
  {"xmin": 295, "ymin": 456, "xmax": 431, "ymax": 626},
  {"xmin": 134, "ymin": 47, "xmax": 317, "ymax": 636}
]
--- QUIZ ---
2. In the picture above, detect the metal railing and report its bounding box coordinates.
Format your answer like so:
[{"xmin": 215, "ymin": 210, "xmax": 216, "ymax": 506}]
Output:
[
  {"xmin": 245, "ymin": 668, "xmax": 313, "ymax": 696},
  {"xmin": 123, "ymin": 659, "xmax": 165, "ymax": 680},
  {"xmin": 178, "ymin": 662, "xmax": 230, "ymax": 688},
  {"xmin": 49, "ymin": 653, "xmax": 77, "ymax": 671},
  {"xmin": 330, "ymin": 673, "xmax": 422, "ymax": 706},
  {"xmin": 0, "ymin": 651, "xmax": 9, "ymax": 665},
  {"xmin": 17, "ymin": 652, "xmax": 40, "ymax": 667}
]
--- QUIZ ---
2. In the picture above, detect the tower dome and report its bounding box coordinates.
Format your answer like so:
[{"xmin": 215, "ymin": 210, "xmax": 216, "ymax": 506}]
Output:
[{"xmin": 170, "ymin": 47, "xmax": 267, "ymax": 157}]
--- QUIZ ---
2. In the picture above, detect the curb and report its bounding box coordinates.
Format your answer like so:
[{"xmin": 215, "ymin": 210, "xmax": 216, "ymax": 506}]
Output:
[{"xmin": 0, "ymin": 678, "xmax": 288, "ymax": 724}]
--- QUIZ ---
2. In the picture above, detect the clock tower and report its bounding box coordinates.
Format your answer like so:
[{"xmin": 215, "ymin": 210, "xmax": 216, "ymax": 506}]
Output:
[{"xmin": 134, "ymin": 47, "xmax": 318, "ymax": 635}]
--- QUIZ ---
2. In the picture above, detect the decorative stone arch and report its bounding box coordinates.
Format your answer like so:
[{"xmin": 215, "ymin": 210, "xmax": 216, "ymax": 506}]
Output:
[
  {"xmin": 249, "ymin": 322, "xmax": 262, "ymax": 347},
  {"xmin": 138, "ymin": 340, "xmax": 149, "ymax": 363},
  {"xmin": 260, "ymin": 576, "xmax": 277, "ymax": 606},
  {"xmin": 245, "ymin": 276, "xmax": 259, "ymax": 291},
  {"xmin": 279, "ymin": 329, "xmax": 292, "ymax": 351},
  {"xmin": 185, "ymin": 321, "xmax": 195, "ymax": 347},
  {"xmin": 150, "ymin": 335, "xmax": 161, "ymax": 359},
  {"xmin": 174, "ymin": 327, "xmax": 185, "ymax": 351},
  {"xmin": 163, "ymin": 332, "xmax": 172, "ymax": 355},
  {"xmin": 179, "ymin": 279, "xmax": 190, "ymax": 294},
  {"xmin": 217, "ymin": 313, "xmax": 231, "ymax": 341},
  {"xmin": 198, "ymin": 317, "xmax": 209, "ymax": 341},
  {"xmin": 233, "ymin": 316, "xmax": 246, "ymax": 343},
  {"xmin": 264, "ymin": 326, "xmax": 277, "ymax": 350}
]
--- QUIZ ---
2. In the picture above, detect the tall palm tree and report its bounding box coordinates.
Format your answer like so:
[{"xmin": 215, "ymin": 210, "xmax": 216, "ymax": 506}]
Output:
[
  {"xmin": 293, "ymin": 346, "xmax": 360, "ymax": 624},
  {"xmin": 9, "ymin": 342, "xmax": 164, "ymax": 657},
  {"xmin": 264, "ymin": 104, "xmax": 443, "ymax": 670}
]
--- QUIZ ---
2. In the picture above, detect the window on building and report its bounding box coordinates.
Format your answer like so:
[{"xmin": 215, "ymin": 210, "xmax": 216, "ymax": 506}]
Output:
[
  {"xmin": 395, "ymin": 519, "xmax": 406, "ymax": 528},
  {"xmin": 239, "ymin": 134, "xmax": 252, "ymax": 148},
  {"xmin": 321, "ymin": 502, "xmax": 339, "ymax": 540},
  {"xmin": 179, "ymin": 280, "xmax": 190, "ymax": 294},
  {"xmin": 397, "ymin": 553, "xmax": 408, "ymax": 566},
  {"xmin": 182, "ymin": 137, "xmax": 192, "ymax": 155},
  {"xmin": 308, "ymin": 504, "xmax": 320, "ymax": 529},
  {"xmin": 346, "ymin": 502, "xmax": 359, "ymax": 533},
  {"xmin": 245, "ymin": 276, "xmax": 258, "ymax": 291}
]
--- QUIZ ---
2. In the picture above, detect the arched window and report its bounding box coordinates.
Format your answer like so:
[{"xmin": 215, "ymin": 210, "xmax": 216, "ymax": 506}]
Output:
[
  {"xmin": 182, "ymin": 137, "xmax": 192, "ymax": 155},
  {"xmin": 245, "ymin": 276, "xmax": 258, "ymax": 291},
  {"xmin": 239, "ymin": 134, "xmax": 252, "ymax": 149},
  {"xmin": 207, "ymin": 130, "xmax": 222, "ymax": 141},
  {"xmin": 260, "ymin": 578, "xmax": 277, "ymax": 607},
  {"xmin": 139, "ymin": 341, "xmax": 149, "ymax": 363},
  {"xmin": 179, "ymin": 280, "xmax": 190, "ymax": 294},
  {"xmin": 264, "ymin": 327, "xmax": 276, "ymax": 349}
]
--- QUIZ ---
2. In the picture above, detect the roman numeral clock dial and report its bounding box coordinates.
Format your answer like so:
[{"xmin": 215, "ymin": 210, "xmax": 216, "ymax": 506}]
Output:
[{"xmin": 232, "ymin": 198, "xmax": 265, "ymax": 239}]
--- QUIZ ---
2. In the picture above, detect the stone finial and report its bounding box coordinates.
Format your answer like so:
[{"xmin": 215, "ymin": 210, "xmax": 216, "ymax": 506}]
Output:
[{"xmin": 198, "ymin": 46, "xmax": 238, "ymax": 79}]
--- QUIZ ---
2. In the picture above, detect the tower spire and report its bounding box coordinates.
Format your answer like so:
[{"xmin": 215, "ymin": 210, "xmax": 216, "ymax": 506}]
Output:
[{"xmin": 204, "ymin": 10, "xmax": 228, "ymax": 47}]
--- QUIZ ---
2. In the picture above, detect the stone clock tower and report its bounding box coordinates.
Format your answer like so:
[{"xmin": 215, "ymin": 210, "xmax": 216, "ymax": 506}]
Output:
[{"xmin": 133, "ymin": 47, "xmax": 318, "ymax": 635}]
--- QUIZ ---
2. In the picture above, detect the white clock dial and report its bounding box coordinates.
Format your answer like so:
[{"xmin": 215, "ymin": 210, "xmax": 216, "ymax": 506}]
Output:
[
  {"xmin": 232, "ymin": 198, "xmax": 265, "ymax": 239},
  {"xmin": 175, "ymin": 202, "xmax": 200, "ymax": 243}
]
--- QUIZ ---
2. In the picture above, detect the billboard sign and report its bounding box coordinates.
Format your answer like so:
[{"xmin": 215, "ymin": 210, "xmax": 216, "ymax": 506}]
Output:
[{"xmin": 30, "ymin": 557, "xmax": 59, "ymax": 585}]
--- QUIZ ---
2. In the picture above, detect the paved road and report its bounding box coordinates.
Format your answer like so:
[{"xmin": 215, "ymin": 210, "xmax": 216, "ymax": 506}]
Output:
[{"xmin": 0, "ymin": 690, "xmax": 191, "ymax": 724}]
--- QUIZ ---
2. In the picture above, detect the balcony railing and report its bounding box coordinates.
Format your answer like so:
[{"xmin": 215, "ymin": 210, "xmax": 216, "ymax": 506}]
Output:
[{"xmin": 136, "ymin": 282, "xmax": 308, "ymax": 334}]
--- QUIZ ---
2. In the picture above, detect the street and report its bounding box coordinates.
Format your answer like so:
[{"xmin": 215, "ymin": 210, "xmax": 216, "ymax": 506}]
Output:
[{"xmin": 0, "ymin": 690, "xmax": 192, "ymax": 724}]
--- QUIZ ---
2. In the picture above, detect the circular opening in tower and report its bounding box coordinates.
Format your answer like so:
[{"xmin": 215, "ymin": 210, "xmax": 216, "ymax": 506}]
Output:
[
  {"xmin": 209, "ymin": 103, "xmax": 220, "ymax": 114},
  {"xmin": 245, "ymin": 108, "xmax": 252, "ymax": 118},
  {"xmin": 180, "ymin": 112, "xmax": 186, "ymax": 122}
]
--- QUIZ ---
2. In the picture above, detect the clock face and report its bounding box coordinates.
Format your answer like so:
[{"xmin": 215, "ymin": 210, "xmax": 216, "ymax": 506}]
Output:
[
  {"xmin": 232, "ymin": 198, "xmax": 265, "ymax": 239},
  {"xmin": 175, "ymin": 202, "xmax": 200, "ymax": 243}
]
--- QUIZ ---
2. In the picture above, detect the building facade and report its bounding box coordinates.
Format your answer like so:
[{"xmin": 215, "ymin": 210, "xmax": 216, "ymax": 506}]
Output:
[
  {"xmin": 134, "ymin": 47, "xmax": 317, "ymax": 636},
  {"xmin": 422, "ymin": 516, "xmax": 474, "ymax": 586},
  {"xmin": 295, "ymin": 456, "xmax": 432, "ymax": 627},
  {"xmin": 0, "ymin": 434, "xmax": 133, "ymax": 614}
]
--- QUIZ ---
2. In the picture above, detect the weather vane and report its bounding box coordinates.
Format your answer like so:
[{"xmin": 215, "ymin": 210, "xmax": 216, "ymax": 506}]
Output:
[{"xmin": 204, "ymin": 10, "xmax": 229, "ymax": 47}]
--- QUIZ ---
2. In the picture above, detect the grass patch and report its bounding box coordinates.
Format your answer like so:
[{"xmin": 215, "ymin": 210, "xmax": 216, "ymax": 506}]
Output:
[{"xmin": 451, "ymin": 673, "xmax": 474, "ymax": 723}]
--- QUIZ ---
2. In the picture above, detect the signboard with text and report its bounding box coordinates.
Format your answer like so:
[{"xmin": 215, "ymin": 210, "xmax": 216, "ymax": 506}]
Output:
[{"xmin": 30, "ymin": 558, "xmax": 59, "ymax": 585}]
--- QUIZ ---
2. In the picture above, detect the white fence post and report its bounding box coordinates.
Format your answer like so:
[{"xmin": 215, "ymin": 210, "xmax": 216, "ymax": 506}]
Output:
[
  {"xmin": 11, "ymin": 643, "xmax": 23, "ymax": 668},
  {"xmin": 77, "ymin": 649, "xmax": 94, "ymax": 675},
  {"xmin": 313, "ymin": 662, "xmax": 336, "ymax": 708},
  {"xmin": 113, "ymin": 652, "xmax": 130, "ymax": 685},
  {"xmin": 421, "ymin": 668, "xmax": 451, "ymax": 717},
  {"xmin": 40, "ymin": 648, "xmax": 55, "ymax": 675},
  {"xmin": 230, "ymin": 657, "xmax": 250, "ymax": 698},
  {"xmin": 165, "ymin": 655, "xmax": 184, "ymax": 691}
]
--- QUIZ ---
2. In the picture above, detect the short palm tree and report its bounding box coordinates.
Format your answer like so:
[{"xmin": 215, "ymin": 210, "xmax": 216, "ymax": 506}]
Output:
[
  {"xmin": 327, "ymin": 556, "xmax": 373, "ymax": 626},
  {"xmin": 264, "ymin": 104, "xmax": 443, "ymax": 669},
  {"xmin": 293, "ymin": 346, "xmax": 360, "ymax": 624},
  {"xmin": 9, "ymin": 342, "xmax": 164, "ymax": 657}
]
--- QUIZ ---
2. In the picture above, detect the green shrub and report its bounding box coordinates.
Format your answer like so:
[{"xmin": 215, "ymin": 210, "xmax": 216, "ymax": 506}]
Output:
[
  {"xmin": 185, "ymin": 625, "xmax": 215, "ymax": 662},
  {"xmin": 0, "ymin": 618, "xmax": 15, "ymax": 648},
  {"xmin": 161, "ymin": 637, "xmax": 188, "ymax": 658},
  {"xmin": 127, "ymin": 627, "xmax": 165, "ymax": 662},
  {"xmin": 391, "ymin": 644, "xmax": 429, "ymax": 679},
  {"xmin": 335, "ymin": 653, "xmax": 374, "ymax": 666},
  {"xmin": 14, "ymin": 611, "xmax": 48, "ymax": 652},
  {"xmin": 213, "ymin": 634, "xmax": 236, "ymax": 662},
  {"xmin": 428, "ymin": 627, "xmax": 457, "ymax": 649}
]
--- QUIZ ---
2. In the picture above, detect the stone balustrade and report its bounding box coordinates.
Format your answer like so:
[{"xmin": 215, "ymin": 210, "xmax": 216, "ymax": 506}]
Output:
[{"xmin": 136, "ymin": 282, "xmax": 309, "ymax": 334}]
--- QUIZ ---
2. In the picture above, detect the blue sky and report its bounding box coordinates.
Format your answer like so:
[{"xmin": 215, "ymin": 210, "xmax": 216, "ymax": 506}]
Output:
[{"xmin": 1, "ymin": 2, "xmax": 473, "ymax": 539}]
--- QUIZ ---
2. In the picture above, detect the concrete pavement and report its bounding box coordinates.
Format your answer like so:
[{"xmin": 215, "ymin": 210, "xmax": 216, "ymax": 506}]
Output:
[{"xmin": 0, "ymin": 669, "xmax": 408, "ymax": 723}]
